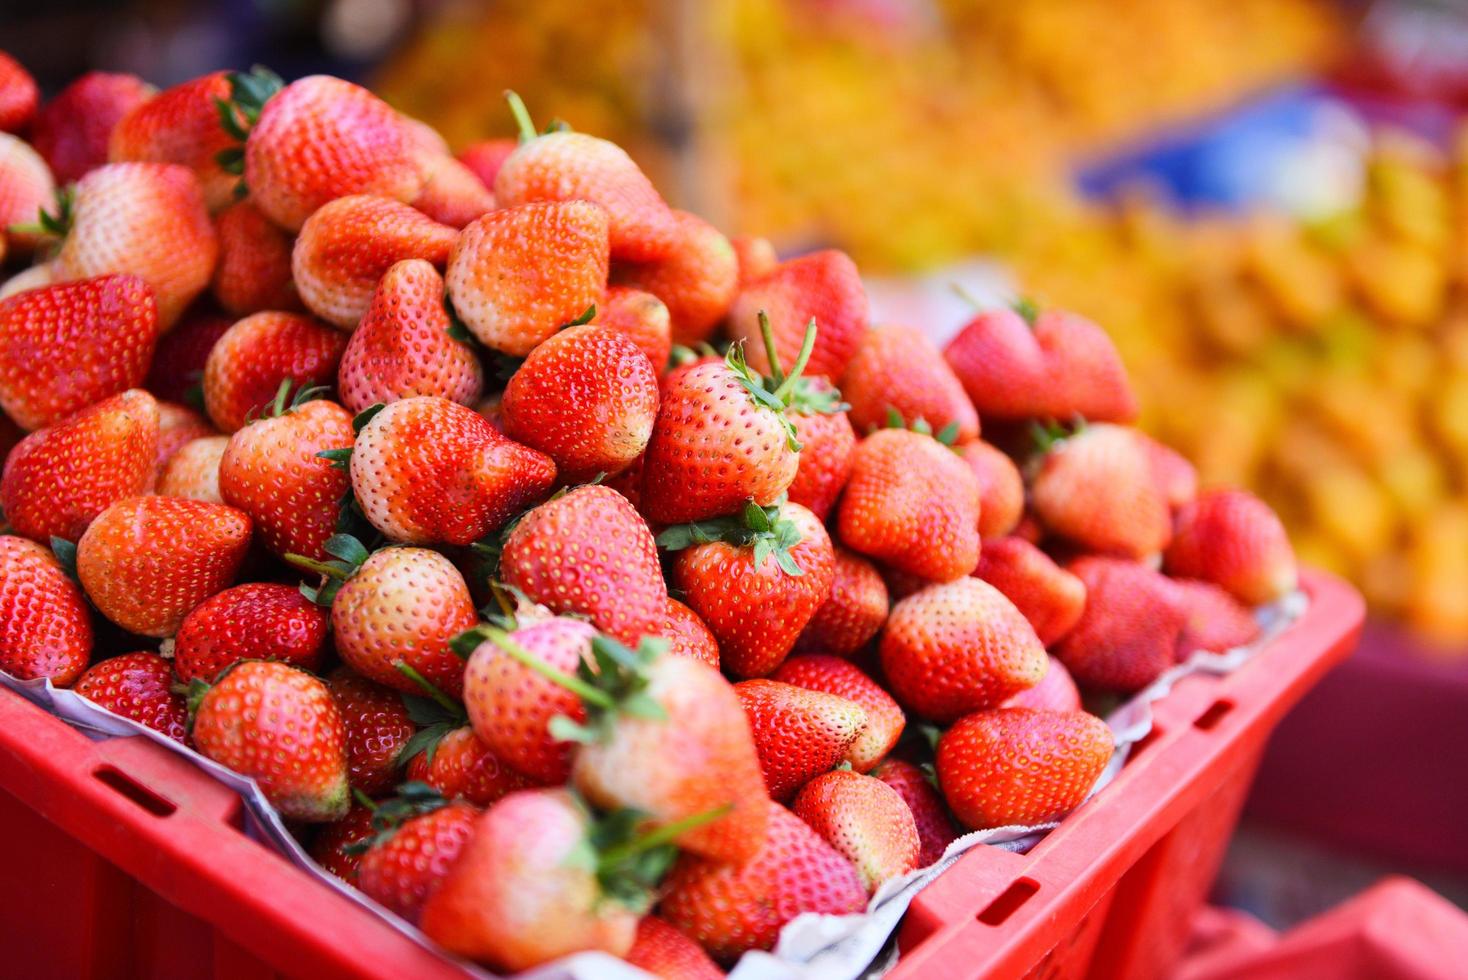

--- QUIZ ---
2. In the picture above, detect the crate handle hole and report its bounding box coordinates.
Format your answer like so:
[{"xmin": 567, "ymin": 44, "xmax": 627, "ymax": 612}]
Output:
[
  {"xmin": 977, "ymin": 877, "xmax": 1039, "ymax": 926},
  {"xmin": 93, "ymin": 766, "xmax": 177, "ymax": 817},
  {"xmin": 1194, "ymin": 699, "xmax": 1235, "ymax": 731}
]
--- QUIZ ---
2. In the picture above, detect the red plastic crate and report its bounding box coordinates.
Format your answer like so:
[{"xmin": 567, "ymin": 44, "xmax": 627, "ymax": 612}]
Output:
[
  {"xmin": 891, "ymin": 568, "xmax": 1362, "ymax": 980},
  {"xmin": 0, "ymin": 569, "xmax": 1360, "ymax": 980}
]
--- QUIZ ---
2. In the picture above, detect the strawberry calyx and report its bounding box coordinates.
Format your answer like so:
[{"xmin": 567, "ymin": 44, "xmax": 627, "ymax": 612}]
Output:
[
  {"xmin": 245, "ymin": 378, "xmax": 330, "ymax": 425},
  {"xmin": 568, "ymin": 800, "xmax": 732, "ymax": 913},
  {"xmin": 503, "ymin": 90, "xmax": 571, "ymax": 144},
  {"xmin": 395, "ymin": 668, "xmax": 469, "ymax": 769},
  {"xmin": 1012, "ymin": 297, "xmax": 1040, "ymax": 326},
  {"xmin": 8, "ymin": 185, "xmax": 74, "ymax": 241},
  {"xmin": 726, "ymin": 312, "xmax": 818, "ymax": 452},
  {"xmin": 343, "ymin": 781, "xmax": 451, "ymax": 856},
  {"xmin": 286, "ymin": 533, "xmax": 371, "ymax": 605},
  {"xmin": 882, "ymin": 406, "xmax": 960, "ymax": 447},
  {"xmin": 48, "ymin": 535, "xmax": 79, "ymax": 582},
  {"xmin": 667, "ymin": 342, "xmax": 719, "ymax": 368},
  {"xmin": 656, "ymin": 499, "xmax": 807, "ymax": 577},
  {"xmin": 1029, "ymin": 417, "xmax": 1082, "ymax": 456},
  {"xmin": 214, "ymin": 65, "xmax": 284, "ymax": 199}
]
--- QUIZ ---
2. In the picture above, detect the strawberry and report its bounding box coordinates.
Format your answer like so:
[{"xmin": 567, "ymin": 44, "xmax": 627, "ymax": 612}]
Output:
[
  {"xmin": 405, "ymin": 725, "xmax": 530, "ymax": 808},
  {"xmin": 1163, "ymin": 488, "xmax": 1298, "ymax": 605},
  {"xmin": 1054, "ymin": 557, "xmax": 1187, "ymax": 692},
  {"xmin": 321, "ymin": 667, "xmax": 417, "ymax": 796},
  {"xmin": 444, "ymin": 200, "xmax": 610, "ymax": 356},
  {"xmin": 973, "ymin": 536, "xmax": 1087, "ymax": 646},
  {"xmin": 0, "ymin": 51, "xmax": 38, "ymax": 133},
  {"xmin": 218, "ymin": 394, "xmax": 352, "ymax": 561},
  {"xmin": 1, "ymin": 389, "xmax": 159, "ymax": 543},
  {"xmin": 201, "ymin": 311, "xmax": 348, "ymax": 432},
  {"xmin": 500, "ymin": 485, "xmax": 667, "ymax": 645},
  {"xmin": 156, "ymin": 434, "xmax": 228, "ymax": 503},
  {"xmin": 665, "ymin": 501, "xmax": 836, "ymax": 678},
  {"xmin": 603, "ymin": 451, "xmax": 645, "ymax": 510},
  {"xmin": 735, "ymin": 679, "xmax": 867, "ymax": 801},
  {"xmin": 108, "ymin": 71, "xmax": 238, "ymax": 210},
  {"xmin": 625, "ymin": 917, "xmax": 724, "ymax": 980},
  {"xmin": 501, "ymin": 324, "xmax": 660, "ymax": 482},
  {"xmin": 419, "ymin": 789, "xmax": 648, "ymax": 970},
  {"xmin": 944, "ymin": 302, "xmax": 1137, "ymax": 423},
  {"xmin": 660, "ymin": 800, "xmax": 867, "ymax": 963},
  {"xmin": 659, "ymin": 597, "xmax": 720, "ymax": 669},
  {"xmin": 614, "ymin": 210, "xmax": 738, "ymax": 345},
  {"xmin": 837, "ymin": 428, "xmax": 981, "ymax": 582},
  {"xmin": 0, "ymin": 133, "xmax": 56, "ymax": 255},
  {"xmin": 235, "ymin": 72, "xmax": 427, "ymax": 231},
  {"xmin": 1003, "ymin": 655, "xmax": 1083, "ymax": 712},
  {"xmin": 0, "ymin": 273, "xmax": 160, "ymax": 430},
  {"xmin": 411, "ymin": 154, "xmax": 495, "ymax": 229},
  {"xmin": 596, "ymin": 285, "xmax": 672, "ymax": 370},
  {"xmin": 786, "ymin": 378, "xmax": 856, "ymax": 521},
  {"xmin": 0, "ymin": 536, "xmax": 92, "ymax": 685},
  {"xmin": 1142, "ymin": 435, "xmax": 1198, "ymax": 510},
  {"xmin": 292, "ymin": 194, "xmax": 456, "ymax": 329},
  {"xmin": 869, "ymin": 758, "xmax": 959, "ymax": 868},
  {"xmin": 936, "ymin": 708, "xmax": 1113, "ymax": 830},
  {"xmin": 840, "ymin": 324, "xmax": 979, "ymax": 441},
  {"xmin": 171, "ymin": 582, "xmax": 328, "ymax": 683},
  {"xmin": 76, "ymin": 495, "xmax": 251, "ymax": 637},
  {"xmin": 189, "ymin": 660, "xmax": 350, "ymax": 822},
  {"xmin": 960, "ymin": 440, "xmax": 1024, "ymax": 539},
  {"xmin": 308, "ymin": 803, "xmax": 376, "ymax": 882},
  {"xmin": 153, "ymin": 401, "xmax": 215, "ymax": 473},
  {"xmin": 773, "ymin": 655, "xmax": 904, "ymax": 772},
  {"xmin": 455, "ymin": 138, "xmax": 516, "ymax": 190},
  {"xmin": 792, "ymin": 768, "xmax": 919, "ymax": 892},
  {"xmin": 144, "ymin": 308, "xmax": 231, "ymax": 404},
  {"xmin": 74, "ymin": 651, "xmax": 188, "ymax": 742},
  {"xmin": 728, "ymin": 249, "xmax": 868, "ymax": 380},
  {"xmin": 350, "ymin": 396, "xmax": 556, "ymax": 546},
  {"xmin": 1030, "ymin": 423, "xmax": 1172, "ymax": 560},
  {"xmin": 1171, "ymin": 578, "xmax": 1261, "ymax": 659},
  {"xmin": 29, "ymin": 71, "xmax": 153, "ymax": 184},
  {"xmin": 795, "ymin": 547, "xmax": 888, "ymax": 657},
  {"xmin": 53, "ymin": 162, "xmax": 218, "ymax": 328},
  {"xmin": 880, "ymin": 578, "xmax": 1047, "ymax": 723},
  {"xmin": 357, "ymin": 794, "xmax": 479, "ymax": 923},
  {"xmin": 731, "ymin": 235, "xmax": 778, "ymax": 285},
  {"xmin": 495, "ymin": 93, "xmax": 677, "ymax": 262},
  {"xmin": 211, "ymin": 200, "xmax": 299, "ymax": 315}
]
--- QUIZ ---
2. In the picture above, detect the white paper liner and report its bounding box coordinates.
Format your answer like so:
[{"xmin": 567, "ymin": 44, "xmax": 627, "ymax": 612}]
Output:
[{"xmin": 1, "ymin": 589, "xmax": 1306, "ymax": 980}]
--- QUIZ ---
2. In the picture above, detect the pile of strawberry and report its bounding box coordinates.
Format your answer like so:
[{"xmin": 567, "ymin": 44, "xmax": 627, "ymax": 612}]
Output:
[{"xmin": 0, "ymin": 53, "xmax": 1300, "ymax": 977}]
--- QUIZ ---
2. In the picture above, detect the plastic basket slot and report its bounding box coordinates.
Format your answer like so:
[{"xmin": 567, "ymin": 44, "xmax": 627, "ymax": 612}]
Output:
[
  {"xmin": 92, "ymin": 765, "xmax": 177, "ymax": 817},
  {"xmin": 977, "ymin": 877, "xmax": 1039, "ymax": 926},
  {"xmin": 1127, "ymin": 723, "xmax": 1165, "ymax": 761},
  {"xmin": 1193, "ymin": 698, "xmax": 1235, "ymax": 731}
]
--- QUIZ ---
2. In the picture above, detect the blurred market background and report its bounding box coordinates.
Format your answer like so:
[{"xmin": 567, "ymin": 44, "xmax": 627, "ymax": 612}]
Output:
[{"xmin": 6, "ymin": 0, "xmax": 1468, "ymax": 956}]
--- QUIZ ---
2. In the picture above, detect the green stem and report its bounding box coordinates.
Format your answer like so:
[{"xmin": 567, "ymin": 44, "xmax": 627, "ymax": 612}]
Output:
[
  {"xmin": 757, "ymin": 311, "xmax": 785, "ymax": 387},
  {"xmin": 597, "ymin": 804, "xmax": 733, "ymax": 868},
  {"xmin": 486, "ymin": 627, "xmax": 616, "ymax": 710},
  {"xmin": 282, "ymin": 553, "xmax": 349, "ymax": 580},
  {"xmin": 352, "ymin": 788, "xmax": 378, "ymax": 812},
  {"xmin": 394, "ymin": 661, "xmax": 461, "ymax": 716},
  {"xmin": 770, "ymin": 319, "xmax": 817, "ymax": 404},
  {"xmin": 504, "ymin": 90, "xmax": 537, "ymax": 143},
  {"xmin": 949, "ymin": 281, "xmax": 985, "ymax": 311},
  {"xmin": 269, "ymin": 377, "xmax": 292, "ymax": 417}
]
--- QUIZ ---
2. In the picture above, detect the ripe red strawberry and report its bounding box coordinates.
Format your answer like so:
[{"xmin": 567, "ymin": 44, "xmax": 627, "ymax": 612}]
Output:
[
  {"xmin": 1030, "ymin": 423, "xmax": 1172, "ymax": 560},
  {"xmin": 1, "ymin": 389, "xmax": 159, "ymax": 543},
  {"xmin": 202, "ymin": 311, "xmax": 348, "ymax": 432},
  {"xmin": 1142, "ymin": 435, "xmax": 1198, "ymax": 510},
  {"xmin": 667, "ymin": 502, "xmax": 836, "ymax": 678},
  {"xmin": 293, "ymin": 194, "xmax": 456, "ymax": 329},
  {"xmin": 211, "ymin": 200, "xmax": 299, "ymax": 315},
  {"xmin": 614, "ymin": 210, "xmax": 738, "ymax": 345},
  {"xmin": 660, "ymin": 800, "xmax": 867, "ymax": 963},
  {"xmin": 411, "ymin": 154, "xmax": 495, "ymax": 229},
  {"xmin": 1164, "ymin": 488, "xmax": 1298, "ymax": 605},
  {"xmin": 596, "ymin": 285, "xmax": 672, "ymax": 370},
  {"xmin": 841, "ymin": 324, "xmax": 979, "ymax": 441},
  {"xmin": 445, "ymin": 200, "xmax": 610, "ymax": 356},
  {"xmin": 500, "ymin": 485, "xmax": 667, "ymax": 645},
  {"xmin": 357, "ymin": 797, "xmax": 479, "ymax": 924},
  {"xmin": 30, "ymin": 71, "xmax": 153, "ymax": 184},
  {"xmin": 495, "ymin": 93, "xmax": 677, "ymax": 262},
  {"xmin": 238, "ymin": 73, "xmax": 427, "ymax": 231},
  {"xmin": 153, "ymin": 401, "xmax": 215, "ymax": 473},
  {"xmin": 406, "ymin": 725, "xmax": 530, "ymax": 807},
  {"xmin": 603, "ymin": 451, "xmax": 645, "ymax": 510},
  {"xmin": 0, "ymin": 536, "xmax": 92, "ymax": 685},
  {"xmin": 74, "ymin": 651, "xmax": 188, "ymax": 742},
  {"xmin": 108, "ymin": 71, "xmax": 238, "ymax": 210},
  {"xmin": 960, "ymin": 440, "xmax": 1024, "ymax": 539},
  {"xmin": 309, "ymin": 803, "xmax": 376, "ymax": 882},
  {"xmin": 660, "ymin": 597, "xmax": 720, "ymax": 669},
  {"xmin": 944, "ymin": 303, "xmax": 1137, "ymax": 422},
  {"xmin": 731, "ymin": 235, "xmax": 778, "ymax": 285},
  {"xmin": 0, "ymin": 51, "xmax": 38, "ymax": 133},
  {"xmin": 869, "ymin": 758, "xmax": 959, "ymax": 868},
  {"xmin": 735, "ymin": 679, "xmax": 867, "ymax": 801},
  {"xmin": 419, "ymin": 789, "xmax": 642, "ymax": 971},
  {"xmin": 1054, "ymin": 557, "xmax": 1187, "ymax": 692},
  {"xmin": 190, "ymin": 660, "xmax": 350, "ymax": 822},
  {"xmin": 1171, "ymin": 578, "xmax": 1261, "ymax": 659},
  {"xmin": 218, "ymin": 395, "xmax": 352, "ymax": 561},
  {"xmin": 455, "ymin": 138, "xmax": 516, "ymax": 190},
  {"xmin": 337, "ymin": 259, "xmax": 482, "ymax": 413},
  {"xmin": 786, "ymin": 379, "xmax": 856, "ymax": 521},
  {"xmin": 53, "ymin": 162, "xmax": 218, "ymax": 328},
  {"xmin": 793, "ymin": 769, "xmax": 919, "ymax": 892},
  {"xmin": 880, "ymin": 577, "xmax": 1047, "ymax": 723},
  {"xmin": 1003, "ymin": 655, "xmax": 1083, "ymax": 712},
  {"xmin": 351, "ymin": 396, "xmax": 556, "ymax": 546},
  {"xmin": 501, "ymin": 324, "xmax": 659, "ymax": 482},
  {"xmin": 171, "ymin": 582, "xmax": 328, "ymax": 683},
  {"xmin": 157, "ymin": 435, "xmax": 228, "ymax": 503},
  {"xmin": 77, "ymin": 495, "xmax": 251, "ymax": 637},
  {"xmin": 795, "ymin": 547, "xmax": 888, "ymax": 657},
  {"xmin": 625, "ymin": 917, "xmax": 723, "ymax": 980},
  {"xmin": 144, "ymin": 308, "xmax": 231, "ymax": 404},
  {"xmin": 936, "ymin": 708, "xmax": 1112, "ymax": 829},
  {"xmin": 728, "ymin": 249, "xmax": 869, "ymax": 380},
  {"xmin": 973, "ymin": 536, "xmax": 1087, "ymax": 646},
  {"xmin": 774, "ymin": 655, "xmax": 904, "ymax": 772},
  {"xmin": 0, "ymin": 273, "xmax": 160, "ymax": 430},
  {"xmin": 837, "ymin": 428, "xmax": 981, "ymax": 582},
  {"xmin": 321, "ymin": 667, "xmax": 417, "ymax": 796},
  {"xmin": 0, "ymin": 133, "xmax": 56, "ymax": 256}
]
